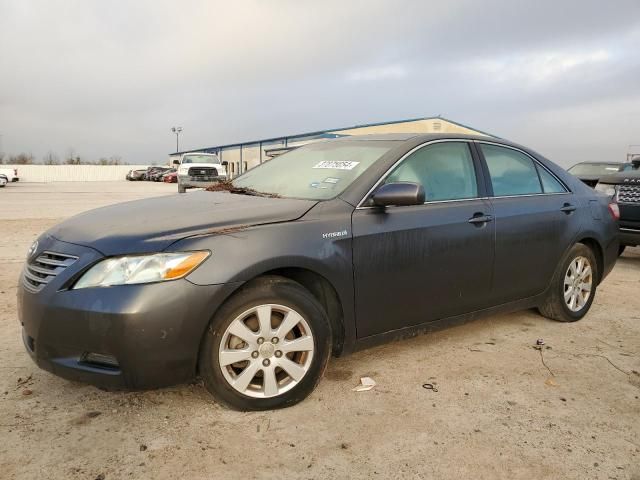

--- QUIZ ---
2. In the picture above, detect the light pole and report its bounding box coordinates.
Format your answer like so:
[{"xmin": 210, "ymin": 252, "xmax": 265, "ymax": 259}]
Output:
[{"xmin": 171, "ymin": 127, "xmax": 183, "ymax": 152}]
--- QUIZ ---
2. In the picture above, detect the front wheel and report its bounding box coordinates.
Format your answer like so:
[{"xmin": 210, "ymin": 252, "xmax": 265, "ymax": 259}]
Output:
[
  {"xmin": 538, "ymin": 243, "xmax": 598, "ymax": 322},
  {"xmin": 198, "ymin": 276, "xmax": 331, "ymax": 410}
]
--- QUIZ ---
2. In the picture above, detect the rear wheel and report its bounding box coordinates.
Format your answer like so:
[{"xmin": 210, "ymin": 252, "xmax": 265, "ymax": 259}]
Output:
[
  {"xmin": 538, "ymin": 243, "xmax": 597, "ymax": 322},
  {"xmin": 199, "ymin": 276, "xmax": 331, "ymax": 410}
]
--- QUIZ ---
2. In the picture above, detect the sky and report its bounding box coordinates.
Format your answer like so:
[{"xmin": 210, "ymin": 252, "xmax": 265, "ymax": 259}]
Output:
[{"xmin": 0, "ymin": 0, "xmax": 639, "ymax": 167}]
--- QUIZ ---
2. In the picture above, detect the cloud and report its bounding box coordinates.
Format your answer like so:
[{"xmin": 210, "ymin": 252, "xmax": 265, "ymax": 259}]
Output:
[
  {"xmin": 468, "ymin": 49, "xmax": 612, "ymax": 87},
  {"xmin": 346, "ymin": 65, "xmax": 408, "ymax": 83}
]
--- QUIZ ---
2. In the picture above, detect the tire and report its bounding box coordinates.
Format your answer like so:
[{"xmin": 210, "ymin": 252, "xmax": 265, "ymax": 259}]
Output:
[
  {"xmin": 178, "ymin": 184, "xmax": 186, "ymax": 193},
  {"xmin": 538, "ymin": 243, "xmax": 598, "ymax": 322},
  {"xmin": 198, "ymin": 276, "xmax": 332, "ymax": 411},
  {"xmin": 0, "ymin": 177, "xmax": 6, "ymax": 188}
]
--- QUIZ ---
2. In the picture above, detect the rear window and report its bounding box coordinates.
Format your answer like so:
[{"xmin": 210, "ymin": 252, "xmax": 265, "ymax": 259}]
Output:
[{"xmin": 481, "ymin": 144, "xmax": 542, "ymax": 196}]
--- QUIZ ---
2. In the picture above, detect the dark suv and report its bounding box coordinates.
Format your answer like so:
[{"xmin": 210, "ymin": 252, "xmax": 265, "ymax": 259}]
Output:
[
  {"xmin": 18, "ymin": 134, "xmax": 620, "ymax": 410},
  {"xmin": 595, "ymin": 158, "xmax": 640, "ymax": 252}
]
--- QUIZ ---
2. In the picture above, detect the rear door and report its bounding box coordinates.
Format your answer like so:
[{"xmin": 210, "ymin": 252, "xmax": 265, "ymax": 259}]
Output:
[
  {"xmin": 352, "ymin": 140, "xmax": 495, "ymax": 338},
  {"xmin": 477, "ymin": 142, "xmax": 581, "ymax": 304}
]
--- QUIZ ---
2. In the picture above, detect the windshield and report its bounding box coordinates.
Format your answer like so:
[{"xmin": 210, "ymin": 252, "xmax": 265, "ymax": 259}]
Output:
[
  {"xmin": 232, "ymin": 140, "xmax": 395, "ymax": 200},
  {"xmin": 568, "ymin": 163, "xmax": 622, "ymax": 176},
  {"xmin": 183, "ymin": 154, "xmax": 219, "ymax": 164}
]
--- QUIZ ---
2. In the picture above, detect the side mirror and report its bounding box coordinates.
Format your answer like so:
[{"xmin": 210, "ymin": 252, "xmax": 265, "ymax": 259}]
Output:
[
  {"xmin": 172, "ymin": 159, "xmax": 180, "ymax": 166},
  {"xmin": 372, "ymin": 182, "xmax": 425, "ymax": 207}
]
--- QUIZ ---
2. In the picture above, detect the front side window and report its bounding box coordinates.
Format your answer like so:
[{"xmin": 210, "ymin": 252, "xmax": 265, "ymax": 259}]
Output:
[
  {"xmin": 384, "ymin": 142, "xmax": 478, "ymax": 202},
  {"xmin": 481, "ymin": 144, "xmax": 542, "ymax": 196}
]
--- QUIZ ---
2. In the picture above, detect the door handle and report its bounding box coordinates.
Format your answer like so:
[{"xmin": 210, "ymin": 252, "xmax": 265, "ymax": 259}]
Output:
[
  {"xmin": 468, "ymin": 214, "xmax": 494, "ymax": 224},
  {"xmin": 560, "ymin": 203, "xmax": 577, "ymax": 214}
]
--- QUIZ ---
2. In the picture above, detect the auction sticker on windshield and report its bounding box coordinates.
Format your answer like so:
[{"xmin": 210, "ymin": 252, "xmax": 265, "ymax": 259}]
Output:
[{"xmin": 313, "ymin": 161, "xmax": 360, "ymax": 170}]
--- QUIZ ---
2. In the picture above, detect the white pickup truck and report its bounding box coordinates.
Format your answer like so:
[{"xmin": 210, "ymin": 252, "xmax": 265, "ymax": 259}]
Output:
[
  {"xmin": 173, "ymin": 152, "xmax": 227, "ymax": 193},
  {"xmin": 0, "ymin": 167, "xmax": 19, "ymax": 187}
]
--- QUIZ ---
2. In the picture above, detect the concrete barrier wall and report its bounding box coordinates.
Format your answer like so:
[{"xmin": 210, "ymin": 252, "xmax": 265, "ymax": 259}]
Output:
[{"xmin": 4, "ymin": 165, "xmax": 151, "ymax": 182}]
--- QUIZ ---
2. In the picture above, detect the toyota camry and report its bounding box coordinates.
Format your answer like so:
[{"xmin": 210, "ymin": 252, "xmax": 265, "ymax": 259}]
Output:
[{"xmin": 18, "ymin": 133, "xmax": 620, "ymax": 410}]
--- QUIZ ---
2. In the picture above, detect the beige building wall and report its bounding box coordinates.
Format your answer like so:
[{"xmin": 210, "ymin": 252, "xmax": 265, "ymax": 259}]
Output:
[
  {"xmin": 331, "ymin": 118, "xmax": 486, "ymax": 136},
  {"xmin": 241, "ymin": 144, "xmax": 261, "ymax": 171}
]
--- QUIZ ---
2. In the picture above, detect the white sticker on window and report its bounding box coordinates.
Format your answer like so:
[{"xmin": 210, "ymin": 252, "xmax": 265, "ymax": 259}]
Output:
[
  {"xmin": 313, "ymin": 161, "xmax": 360, "ymax": 170},
  {"xmin": 323, "ymin": 177, "xmax": 340, "ymax": 184}
]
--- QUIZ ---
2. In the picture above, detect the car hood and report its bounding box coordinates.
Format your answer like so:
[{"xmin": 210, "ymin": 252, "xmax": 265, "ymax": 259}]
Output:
[
  {"xmin": 599, "ymin": 171, "xmax": 640, "ymax": 184},
  {"xmin": 46, "ymin": 191, "xmax": 317, "ymax": 256}
]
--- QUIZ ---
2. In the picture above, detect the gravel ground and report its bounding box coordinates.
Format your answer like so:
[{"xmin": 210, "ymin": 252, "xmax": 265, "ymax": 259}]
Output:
[{"xmin": 1, "ymin": 182, "xmax": 639, "ymax": 480}]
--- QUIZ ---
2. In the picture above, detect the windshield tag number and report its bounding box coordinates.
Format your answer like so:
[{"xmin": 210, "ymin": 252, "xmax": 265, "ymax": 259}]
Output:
[
  {"xmin": 313, "ymin": 161, "xmax": 359, "ymax": 170},
  {"xmin": 322, "ymin": 230, "xmax": 348, "ymax": 239}
]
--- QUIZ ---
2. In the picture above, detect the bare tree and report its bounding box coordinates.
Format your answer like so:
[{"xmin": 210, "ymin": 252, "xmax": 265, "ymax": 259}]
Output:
[
  {"xmin": 65, "ymin": 148, "xmax": 80, "ymax": 165},
  {"xmin": 10, "ymin": 153, "xmax": 35, "ymax": 164},
  {"xmin": 43, "ymin": 151, "xmax": 59, "ymax": 165},
  {"xmin": 109, "ymin": 155, "xmax": 122, "ymax": 165}
]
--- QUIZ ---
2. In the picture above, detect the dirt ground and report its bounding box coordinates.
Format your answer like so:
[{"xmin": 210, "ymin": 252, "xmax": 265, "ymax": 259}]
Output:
[{"xmin": 1, "ymin": 182, "xmax": 639, "ymax": 480}]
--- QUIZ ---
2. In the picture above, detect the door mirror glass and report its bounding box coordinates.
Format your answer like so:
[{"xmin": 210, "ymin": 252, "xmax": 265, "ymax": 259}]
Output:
[{"xmin": 372, "ymin": 182, "xmax": 425, "ymax": 207}]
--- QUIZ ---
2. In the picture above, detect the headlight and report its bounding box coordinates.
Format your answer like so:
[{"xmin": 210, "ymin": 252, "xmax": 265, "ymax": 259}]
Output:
[
  {"xmin": 179, "ymin": 167, "xmax": 189, "ymax": 175},
  {"xmin": 73, "ymin": 251, "xmax": 210, "ymax": 289},
  {"xmin": 594, "ymin": 183, "xmax": 617, "ymax": 198}
]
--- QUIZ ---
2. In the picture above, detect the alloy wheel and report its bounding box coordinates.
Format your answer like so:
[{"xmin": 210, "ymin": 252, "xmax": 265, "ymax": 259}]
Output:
[
  {"xmin": 218, "ymin": 304, "xmax": 315, "ymax": 398},
  {"xmin": 563, "ymin": 256, "xmax": 593, "ymax": 312}
]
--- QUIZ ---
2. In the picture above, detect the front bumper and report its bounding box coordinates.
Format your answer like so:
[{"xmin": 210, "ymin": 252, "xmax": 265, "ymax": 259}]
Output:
[
  {"xmin": 178, "ymin": 175, "xmax": 227, "ymax": 189},
  {"xmin": 18, "ymin": 236, "xmax": 241, "ymax": 390},
  {"xmin": 620, "ymin": 228, "xmax": 640, "ymax": 247}
]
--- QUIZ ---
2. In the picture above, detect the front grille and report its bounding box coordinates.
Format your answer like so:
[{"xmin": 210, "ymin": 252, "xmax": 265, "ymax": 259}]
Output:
[
  {"xmin": 188, "ymin": 167, "xmax": 218, "ymax": 178},
  {"xmin": 23, "ymin": 251, "xmax": 78, "ymax": 293},
  {"xmin": 618, "ymin": 185, "xmax": 640, "ymax": 204}
]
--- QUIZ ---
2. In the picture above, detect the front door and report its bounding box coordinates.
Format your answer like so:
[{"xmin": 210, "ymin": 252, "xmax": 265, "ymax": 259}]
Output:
[{"xmin": 351, "ymin": 141, "xmax": 495, "ymax": 338}]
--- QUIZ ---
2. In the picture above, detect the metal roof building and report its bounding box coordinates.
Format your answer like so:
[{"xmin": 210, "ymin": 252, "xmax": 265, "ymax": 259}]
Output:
[{"xmin": 169, "ymin": 116, "xmax": 495, "ymax": 178}]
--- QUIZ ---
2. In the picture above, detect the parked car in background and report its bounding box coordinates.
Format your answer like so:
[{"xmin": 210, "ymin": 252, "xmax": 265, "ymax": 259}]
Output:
[
  {"xmin": 595, "ymin": 157, "xmax": 640, "ymax": 254},
  {"xmin": 163, "ymin": 171, "xmax": 178, "ymax": 183},
  {"xmin": 567, "ymin": 161, "xmax": 634, "ymax": 188},
  {"xmin": 126, "ymin": 169, "xmax": 147, "ymax": 181},
  {"xmin": 142, "ymin": 166, "xmax": 165, "ymax": 181},
  {"xmin": 0, "ymin": 174, "xmax": 7, "ymax": 188},
  {"xmin": 18, "ymin": 133, "xmax": 620, "ymax": 411},
  {"xmin": 150, "ymin": 167, "xmax": 173, "ymax": 182},
  {"xmin": 0, "ymin": 167, "xmax": 19, "ymax": 183},
  {"xmin": 174, "ymin": 152, "xmax": 227, "ymax": 193}
]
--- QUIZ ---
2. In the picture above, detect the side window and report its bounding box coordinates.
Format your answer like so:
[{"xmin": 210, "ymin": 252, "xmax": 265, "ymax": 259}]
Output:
[
  {"xmin": 481, "ymin": 144, "xmax": 543, "ymax": 196},
  {"xmin": 537, "ymin": 166, "xmax": 567, "ymax": 193},
  {"xmin": 384, "ymin": 142, "xmax": 478, "ymax": 202}
]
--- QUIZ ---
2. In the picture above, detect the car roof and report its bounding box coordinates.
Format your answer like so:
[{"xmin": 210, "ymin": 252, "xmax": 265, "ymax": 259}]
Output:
[
  {"xmin": 329, "ymin": 132, "xmax": 500, "ymax": 143},
  {"xmin": 570, "ymin": 161, "xmax": 623, "ymax": 165}
]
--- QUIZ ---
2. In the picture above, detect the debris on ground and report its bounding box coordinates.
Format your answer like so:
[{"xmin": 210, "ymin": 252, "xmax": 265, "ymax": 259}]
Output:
[
  {"xmin": 422, "ymin": 383, "xmax": 439, "ymax": 392},
  {"xmin": 21, "ymin": 389, "xmax": 33, "ymax": 396},
  {"xmin": 352, "ymin": 377, "xmax": 376, "ymax": 392},
  {"xmin": 16, "ymin": 374, "xmax": 32, "ymax": 387}
]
